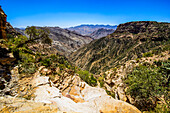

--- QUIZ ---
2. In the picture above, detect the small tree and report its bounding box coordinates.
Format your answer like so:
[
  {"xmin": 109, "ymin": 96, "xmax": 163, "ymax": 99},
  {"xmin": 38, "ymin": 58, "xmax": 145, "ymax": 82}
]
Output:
[
  {"xmin": 16, "ymin": 26, "xmax": 52, "ymax": 48},
  {"xmin": 25, "ymin": 26, "xmax": 38, "ymax": 40}
]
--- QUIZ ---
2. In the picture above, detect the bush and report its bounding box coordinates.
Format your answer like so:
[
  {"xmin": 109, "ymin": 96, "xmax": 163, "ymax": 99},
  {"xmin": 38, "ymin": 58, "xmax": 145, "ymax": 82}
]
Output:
[
  {"xmin": 125, "ymin": 60, "xmax": 169, "ymax": 111},
  {"xmin": 77, "ymin": 70, "xmax": 97, "ymax": 86},
  {"xmin": 40, "ymin": 58, "xmax": 51, "ymax": 67},
  {"xmin": 18, "ymin": 53, "xmax": 37, "ymax": 75},
  {"xmin": 143, "ymin": 52, "xmax": 153, "ymax": 57},
  {"xmin": 106, "ymin": 90, "xmax": 115, "ymax": 98},
  {"xmin": 98, "ymin": 76, "xmax": 104, "ymax": 87}
]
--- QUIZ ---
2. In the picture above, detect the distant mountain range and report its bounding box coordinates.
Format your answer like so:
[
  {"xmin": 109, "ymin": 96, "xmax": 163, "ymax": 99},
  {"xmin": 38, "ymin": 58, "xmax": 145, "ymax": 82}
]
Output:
[{"xmin": 67, "ymin": 24, "xmax": 117, "ymax": 36}]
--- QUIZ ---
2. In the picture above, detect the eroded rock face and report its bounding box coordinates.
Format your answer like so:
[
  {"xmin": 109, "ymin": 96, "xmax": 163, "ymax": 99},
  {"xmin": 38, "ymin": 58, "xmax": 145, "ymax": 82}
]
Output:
[
  {"xmin": 0, "ymin": 6, "xmax": 7, "ymax": 39},
  {"xmin": 48, "ymin": 27, "xmax": 93, "ymax": 55}
]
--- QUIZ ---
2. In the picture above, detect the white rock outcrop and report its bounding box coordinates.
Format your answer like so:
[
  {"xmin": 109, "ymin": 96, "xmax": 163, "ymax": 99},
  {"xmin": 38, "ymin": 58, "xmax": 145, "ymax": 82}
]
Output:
[{"xmin": 31, "ymin": 76, "xmax": 141, "ymax": 113}]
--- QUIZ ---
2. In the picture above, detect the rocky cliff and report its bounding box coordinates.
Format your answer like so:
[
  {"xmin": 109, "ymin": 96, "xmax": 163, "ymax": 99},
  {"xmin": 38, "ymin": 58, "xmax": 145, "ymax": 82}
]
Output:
[
  {"xmin": 90, "ymin": 28, "xmax": 115, "ymax": 39},
  {"xmin": 0, "ymin": 6, "xmax": 7, "ymax": 39},
  {"xmin": 70, "ymin": 21, "xmax": 170, "ymax": 74},
  {"xmin": 0, "ymin": 7, "xmax": 16, "ymax": 96},
  {"xmin": 68, "ymin": 24, "xmax": 117, "ymax": 36}
]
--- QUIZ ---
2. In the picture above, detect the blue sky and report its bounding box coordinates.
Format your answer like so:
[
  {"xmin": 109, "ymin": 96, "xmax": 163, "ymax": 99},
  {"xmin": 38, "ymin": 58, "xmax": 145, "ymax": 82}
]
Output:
[{"xmin": 1, "ymin": 0, "xmax": 170, "ymax": 28}]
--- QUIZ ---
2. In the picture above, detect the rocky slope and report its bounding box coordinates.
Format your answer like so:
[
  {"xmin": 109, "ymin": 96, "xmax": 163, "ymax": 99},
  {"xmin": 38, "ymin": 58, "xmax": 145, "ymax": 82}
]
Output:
[
  {"xmin": 67, "ymin": 24, "xmax": 117, "ymax": 36},
  {"xmin": 90, "ymin": 28, "xmax": 115, "ymax": 39},
  {"xmin": 15, "ymin": 27, "xmax": 93, "ymax": 55},
  {"xmin": 70, "ymin": 21, "xmax": 170, "ymax": 74},
  {"xmin": 0, "ymin": 60, "xmax": 141, "ymax": 113}
]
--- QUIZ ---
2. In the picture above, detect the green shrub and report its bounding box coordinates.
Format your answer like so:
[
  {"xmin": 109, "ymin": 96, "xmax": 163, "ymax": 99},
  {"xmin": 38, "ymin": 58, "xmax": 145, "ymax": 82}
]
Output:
[
  {"xmin": 125, "ymin": 60, "xmax": 169, "ymax": 111},
  {"xmin": 90, "ymin": 75, "xmax": 97, "ymax": 86},
  {"xmin": 98, "ymin": 76, "xmax": 104, "ymax": 87},
  {"xmin": 40, "ymin": 58, "xmax": 51, "ymax": 67},
  {"xmin": 77, "ymin": 70, "xmax": 97, "ymax": 86},
  {"xmin": 143, "ymin": 52, "xmax": 153, "ymax": 57},
  {"xmin": 18, "ymin": 52, "xmax": 37, "ymax": 75},
  {"xmin": 106, "ymin": 90, "xmax": 115, "ymax": 98}
]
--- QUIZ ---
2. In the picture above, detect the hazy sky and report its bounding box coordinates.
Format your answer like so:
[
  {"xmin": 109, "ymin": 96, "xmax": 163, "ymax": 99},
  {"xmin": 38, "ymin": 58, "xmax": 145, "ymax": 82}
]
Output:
[{"xmin": 1, "ymin": 0, "xmax": 170, "ymax": 28}]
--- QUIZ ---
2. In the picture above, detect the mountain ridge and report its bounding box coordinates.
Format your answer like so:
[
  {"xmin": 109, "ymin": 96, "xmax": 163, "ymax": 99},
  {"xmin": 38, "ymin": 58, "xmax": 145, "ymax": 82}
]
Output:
[{"xmin": 67, "ymin": 24, "xmax": 117, "ymax": 36}]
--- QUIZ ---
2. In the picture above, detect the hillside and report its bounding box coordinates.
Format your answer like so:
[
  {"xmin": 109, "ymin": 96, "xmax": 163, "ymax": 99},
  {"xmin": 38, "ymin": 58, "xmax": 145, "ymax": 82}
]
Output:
[
  {"xmin": 67, "ymin": 24, "xmax": 117, "ymax": 36},
  {"xmin": 70, "ymin": 21, "xmax": 170, "ymax": 74},
  {"xmin": 15, "ymin": 27, "xmax": 93, "ymax": 55},
  {"xmin": 90, "ymin": 28, "xmax": 115, "ymax": 39}
]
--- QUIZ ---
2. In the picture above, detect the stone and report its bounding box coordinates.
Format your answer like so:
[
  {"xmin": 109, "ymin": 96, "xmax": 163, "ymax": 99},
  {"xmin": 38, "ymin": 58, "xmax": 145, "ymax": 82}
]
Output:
[
  {"xmin": 81, "ymin": 84, "xmax": 107, "ymax": 101},
  {"xmin": 34, "ymin": 84, "xmax": 61, "ymax": 103},
  {"xmin": 31, "ymin": 76, "xmax": 49, "ymax": 87}
]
